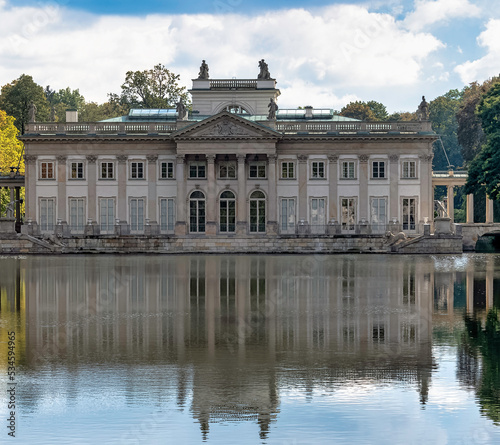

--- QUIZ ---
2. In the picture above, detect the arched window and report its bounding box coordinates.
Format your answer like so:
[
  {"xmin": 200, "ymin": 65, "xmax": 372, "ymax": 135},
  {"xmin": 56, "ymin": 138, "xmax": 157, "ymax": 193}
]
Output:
[
  {"xmin": 249, "ymin": 190, "xmax": 266, "ymax": 233},
  {"xmin": 220, "ymin": 191, "xmax": 236, "ymax": 233},
  {"xmin": 189, "ymin": 191, "xmax": 205, "ymax": 233},
  {"xmin": 225, "ymin": 104, "xmax": 249, "ymax": 114}
]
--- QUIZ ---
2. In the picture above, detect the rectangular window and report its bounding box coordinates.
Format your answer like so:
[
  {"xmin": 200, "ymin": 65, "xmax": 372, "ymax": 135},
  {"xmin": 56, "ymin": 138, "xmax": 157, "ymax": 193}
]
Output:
[
  {"xmin": 130, "ymin": 198, "xmax": 145, "ymax": 231},
  {"xmin": 71, "ymin": 161, "xmax": 84, "ymax": 179},
  {"xmin": 402, "ymin": 160, "xmax": 417, "ymax": 178},
  {"xmin": 69, "ymin": 198, "xmax": 85, "ymax": 232},
  {"xmin": 372, "ymin": 161, "xmax": 385, "ymax": 179},
  {"xmin": 311, "ymin": 161, "xmax": 325, "ymax": 179},
  {"xmin": 370, "ymin": 197, "xmax": 387, "ymax": 233},
  {"xmin": 219, "ymin": 161, "xmax": 236, "ymax": 179},
  {"xmin": 281, "ymin": 162, "xmax": 295, "ymax": 179},
  {"xmin": 131, "ymin": 162, "xmax": 144, "ymax": 179},
  {"xmin": 160, "ymin": 198, "xmax": 176, "ymax": 232},
  {"xmin": 402, "ymin": 198, "xmax": 416, "ymax": 230},
  {"xmin": 39, "ymin": 198, "xmax": 55, "ymax": 231},
  {"xmin": 160, "ymin": 161, "xmax": 174, "ymax": 179},
  {"xmin": 100, "ymin": 162, "xmax": 114, "ymax": 179},
  {"xmin": 40, "ymin": 161, "xmax": 55, "ymax": 179},
  {"xmin": 189, "ymin": 162, "xmax": 206, "ymax": 178},
  {"xmin": 280, "ymin": 198, "xmax": 296, "ymax": 233},
  {"xmin": 100, "ymin": 198, "xmax": 115, "ymax": 233},
  {"xmin": 342, "ymin": 161, "xmax": 355, "ymax": 179},
  {"xmin": 249, "ymin": 163, "xmax": 266, "ymax": 178}
]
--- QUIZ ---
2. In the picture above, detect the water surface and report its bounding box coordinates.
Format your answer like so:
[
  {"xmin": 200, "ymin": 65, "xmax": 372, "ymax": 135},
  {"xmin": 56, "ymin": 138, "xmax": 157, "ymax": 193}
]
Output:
[{"xmin": 1, "ymin": 254, "xmax": 500, "ymax": 444}]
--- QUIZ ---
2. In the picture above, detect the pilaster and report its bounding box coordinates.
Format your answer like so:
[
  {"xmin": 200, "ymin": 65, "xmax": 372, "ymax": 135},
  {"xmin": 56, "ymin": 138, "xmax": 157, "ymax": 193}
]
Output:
[
  {"xmin": 267, "ymin": 154, "xmax": 277, "ymax": 235},
  {"xmin": 57, "ymin": 156, "xmax": 67, "ymax": 221},
  {"xmin": 24, "ymin": 155, "xmax": 37, "ymax": 221},
  {"xmin": 86, "ymin": 155, "xmax": 97, "ymax": 222},
  {"xmin": 117, "ymin": 155, "xmax": 128, "ymax": 222},
  {"xmin": 358, "ymin": 154, "xmax": 369, "ymax": 221},
  {"xmin": 327, "ymin": 154, "xmax": 338, "ymax": 221},
  {"xmin": 206, "ymin": 154, "xmax": 217, "ymax": 235},
  {"xmin": 298, "ymin": 155, "xmax": 308, "ymax": 220},
  {"xmin": 146, "ymin": 154, "xmax": 158, "ymax": 222},
  {"xmin": 389, "ymin": 155, "xmax": 399, "ymax": 222},
  {"xmin": 236, "ymin": 154, "xmax": 247, "ymax": 234},
  {"xmin": 175, "ymin": 155, "xmax": 187, "ymax": 235}
]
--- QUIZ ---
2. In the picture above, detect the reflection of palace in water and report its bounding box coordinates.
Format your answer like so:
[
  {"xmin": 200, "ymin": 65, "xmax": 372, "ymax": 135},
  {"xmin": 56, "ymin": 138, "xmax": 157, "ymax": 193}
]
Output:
[{"xmin": 1, "ymin": 254, "xmax": 498, "ymax": 439}]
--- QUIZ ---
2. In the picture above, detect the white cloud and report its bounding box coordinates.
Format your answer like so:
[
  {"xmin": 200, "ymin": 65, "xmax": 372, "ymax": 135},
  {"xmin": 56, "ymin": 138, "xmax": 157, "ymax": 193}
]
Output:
[
  {"xmin": 404, "ymin": 0, "xmax": 481, "ymax": 31},
  {"xmin": 455, "ymin": 19, "xmax": 500, "ymax": 83},
  {"xmin": 0, "ymin": 2, "xmax": 444, "ymax": 109}
]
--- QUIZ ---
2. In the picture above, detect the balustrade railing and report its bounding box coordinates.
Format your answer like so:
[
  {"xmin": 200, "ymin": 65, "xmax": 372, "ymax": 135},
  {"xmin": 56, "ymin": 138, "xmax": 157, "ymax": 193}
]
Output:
[{"xmin": 25, "ymin": 119, "xmax": 432, "ymax": 136}]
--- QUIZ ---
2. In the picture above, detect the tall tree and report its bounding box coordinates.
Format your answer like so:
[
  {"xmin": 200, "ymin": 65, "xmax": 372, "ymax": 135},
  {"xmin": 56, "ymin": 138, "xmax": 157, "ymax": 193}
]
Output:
[
  {"xmin": 457, "ymin": 76, "xmax": 500, "ymax": 162},
  {"xmin": 110, "ymin": 64, "xmax": 190, "ymax": 109},
  {"xmin": 464, "ymin": 82, "xmax": 500, "ymax": 199},
  {"xmin": 0, "ymin": 74, "xmax": 49, "ymax": 133},
  {"xmin": 366, "ymin": 100, "xmax": 388, "ymax": 121},
  {"xmin": 429, "ymin": 89, "xmax": 463, "ymax": 170}
]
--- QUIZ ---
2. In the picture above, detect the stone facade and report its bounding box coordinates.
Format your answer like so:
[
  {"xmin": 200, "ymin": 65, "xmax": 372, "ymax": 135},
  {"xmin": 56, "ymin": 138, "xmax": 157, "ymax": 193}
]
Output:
[{"xmin": 21, "ymin": 66, "xmax": 437, "ymax": 244}]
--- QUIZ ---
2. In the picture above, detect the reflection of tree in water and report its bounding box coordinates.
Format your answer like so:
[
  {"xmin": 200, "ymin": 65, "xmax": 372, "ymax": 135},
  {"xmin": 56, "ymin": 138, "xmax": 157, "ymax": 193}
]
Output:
[{"xmin": 459, "ymin": 310, "xmax": 500, "ymax": 424}]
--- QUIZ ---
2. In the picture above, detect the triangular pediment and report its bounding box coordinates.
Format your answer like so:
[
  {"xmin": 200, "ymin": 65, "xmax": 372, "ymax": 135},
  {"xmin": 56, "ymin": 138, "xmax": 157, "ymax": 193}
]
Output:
[{"xmin": 172, "ymin": 112, "xmax": 281, "ymax": 140}]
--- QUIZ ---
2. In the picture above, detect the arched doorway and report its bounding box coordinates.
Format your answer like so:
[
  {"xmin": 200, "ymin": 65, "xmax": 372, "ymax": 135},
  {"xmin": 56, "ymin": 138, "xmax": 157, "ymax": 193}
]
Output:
[
  {"xmin": 189, "ymin": 190, "xmax": 206, "ymax": 233},
  {"xmin": 219, "ymin": 190, "xmax": 236, "ymax": 233},
  {"xmin": 249, "ymin": 190, "xmax": 266, "ymax": 233}
]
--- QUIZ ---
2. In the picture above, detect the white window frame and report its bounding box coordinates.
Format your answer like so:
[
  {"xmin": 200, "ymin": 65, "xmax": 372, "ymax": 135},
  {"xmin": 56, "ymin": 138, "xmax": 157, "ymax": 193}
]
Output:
[
  {"xmin": 69, "ymin": 197, "xmax": 86, "ymax": 233},
  {"xmin": 39, "ymin": 161, "xmax": 55, "ymax": 180},
  {"xmin": 219, "ymin": 161, "xmax": 237, "ymax": 179},
  {"xmin": 70, "ymin": 161, "xmax": 85, "ymax": 179},
  {"xmin": 341, "ymin": 160, "xmax": 356, "ymax": 179},
  {"xmin": 99, "ymin": 197, "xmax": 115, "ymax": 233},
  {"xmin": 189, "ymin": 161, "xmax": 206, "ymax": 179},
  {"xmin": 39, "ymin": 197, "xmax": 56, "ymax": 231},
  {"xmin": 249, "ymin": 162, "xmax": 267, "ymax": 179},
  {"xmin": 311, "ymin": 160, "xmax": 326, "ymax": 179},
  {"xmin": 371, "ymin": 160, "xmax": 386, "ymax": 179},
  {"xmin": 402, "ymin": 160, "xmax": 417, "ymax": 179},
  {"xmin": 159, "ymin": 197, "xmax": 176, "ymax": 232},
  {"xmin": 130, "ymin": 161, "xmax": 145, "ymax": 179},
  {"xmin": 281, "ymin": 161, "xmax": 295, "ymax": 179},
  {"xmin": 160, "ymin": 161, "xmax": 175, "ymax": 179},
  {"xmin": 100, "ymin": 161, "xmax": 114, "ymax": 180},
  {"xmin": 129, "ymin": 197, "xmax": 145, "ymax": 232}
]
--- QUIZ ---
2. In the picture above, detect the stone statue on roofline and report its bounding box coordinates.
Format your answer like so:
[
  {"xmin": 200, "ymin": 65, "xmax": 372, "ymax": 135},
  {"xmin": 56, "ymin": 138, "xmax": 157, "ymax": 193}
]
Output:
[
  {"xmin": 198, "ymin": 60, "xmax": 209, "ymax": 79},
  {"xmin": 176, "ymin": 100, "xmax": 187, "ymax": 120},
  {"xmin": 28, "ymin": 102, "xmax": 37, "ymax": 122},
  {"xmin": 258, "ymin": 59, "xmax": 271, "ymax": 80},
  {"xmin": 268, "ymin": 97, "xmax": 278, "ymax": 120},
  {"xmin": 417, "ymin": 96, "xmax": 429, "ymax": 121}
]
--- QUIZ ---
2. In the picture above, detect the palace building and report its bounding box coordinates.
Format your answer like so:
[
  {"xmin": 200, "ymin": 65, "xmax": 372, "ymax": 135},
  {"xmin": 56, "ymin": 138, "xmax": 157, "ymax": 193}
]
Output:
[{"xmin": 21, "ymin": 62, "xmax": 436, "ymax": 240}]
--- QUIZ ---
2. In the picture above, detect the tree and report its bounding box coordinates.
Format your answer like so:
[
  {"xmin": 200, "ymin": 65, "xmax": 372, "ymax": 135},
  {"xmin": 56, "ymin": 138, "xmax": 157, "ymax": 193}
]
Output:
[
  {"xmin": 387, "ymin": 111, "xmax": 417, "ymax": 121},
  {"xmin": 429, "ymin": 89, "xmax": 463, "ymax": 171},
  {"xmin": 339, "ymin": 101, "xmax": 376, "ymax": 120},
  {"xmin": 457, "ymin": 76, "xmax": 500, "ymax": 162},
  {"xmin": 110, "ymin": 64, "xmax": 190, "ymax": 109},
  {"xmin": 366, "ymin": 100, "xmax": 388, "ymax": 121},
  {"xmin": 0, "ymin": 74, "xmax": 49, "ymax": 133},
  {"xmin": 0, "ymin": 110, "xmax": 24, "ymax": 214},
  {"xmin": 79, "ymin": 100, "xmax": 130, "ymax": 122},
  {"xmin": 464, "ymin": 82, "xmax": 500, "ymax": 199}
]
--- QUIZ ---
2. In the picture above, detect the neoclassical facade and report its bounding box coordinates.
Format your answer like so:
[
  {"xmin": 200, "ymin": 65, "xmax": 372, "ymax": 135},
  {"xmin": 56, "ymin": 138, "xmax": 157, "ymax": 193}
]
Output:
[{"xmin": 21, "ymin": 65, "xmax": 436, "ymax": 238}]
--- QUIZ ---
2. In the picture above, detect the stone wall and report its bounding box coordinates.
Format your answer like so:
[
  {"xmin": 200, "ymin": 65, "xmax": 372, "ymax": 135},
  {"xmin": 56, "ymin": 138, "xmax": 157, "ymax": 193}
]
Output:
[
  {"xmin": 0, "ymin": 233, "xmax": 465, "ymax": 255},
  {"xmin": 461, "ymin": 224, "xmax": 500, "ymax": 251}
]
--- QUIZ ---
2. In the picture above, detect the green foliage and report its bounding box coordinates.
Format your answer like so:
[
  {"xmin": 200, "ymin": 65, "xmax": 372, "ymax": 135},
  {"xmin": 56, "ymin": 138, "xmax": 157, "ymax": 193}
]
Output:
[
  {"xmin": 465, "ymin": 82, "xmax": 500, "ymax": 200},
  {"xmin": 111, "ymin": 63, "xmax": 190, "ymax": 109},
  {"xmin": 339, "ymin": 101, "xmax": 376, "ymax": 121},
  {"xmin": 0, "ymin": 74, "xmax": 49, "ymax": 133},
  {"xmin": 429, "ymin": 89, "xmax": 463, "ymax": 170},
  {"xmin": 387, "ymin": 111, "xmax": 417, "ymax": 121},
  {"xmin": 366, "ymin": 100, "xmax": 388, "ymax": 121},
  {"xmin": 79, "ymin": 100, "xmax": 130, "ymax": 122}
]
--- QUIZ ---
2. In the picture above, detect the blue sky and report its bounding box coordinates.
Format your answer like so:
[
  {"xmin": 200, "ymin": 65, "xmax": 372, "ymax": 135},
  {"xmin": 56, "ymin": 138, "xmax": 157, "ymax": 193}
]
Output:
[{"xmin": 1, "ymin": 0, "xmax": 500, "ymax": 112}]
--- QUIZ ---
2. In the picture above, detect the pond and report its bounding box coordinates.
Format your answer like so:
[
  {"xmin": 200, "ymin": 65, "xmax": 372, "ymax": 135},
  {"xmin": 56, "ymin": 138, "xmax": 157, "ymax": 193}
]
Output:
[{"xmin": 1, "ymin": 254, "xmax": 500, "ymax": 444}]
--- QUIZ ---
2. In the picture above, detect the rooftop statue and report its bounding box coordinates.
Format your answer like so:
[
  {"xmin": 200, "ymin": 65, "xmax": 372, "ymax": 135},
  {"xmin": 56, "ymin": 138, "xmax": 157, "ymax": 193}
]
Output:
[
  {"xmin": 417, "ymin": 96, "xmax": 429, "ymax": 121},
  {"xmin": 28, "ymin": 102, "xmax": 37, "ymax": 122},
  {"xmin": 176, "ymin": 100, "xmax": 187, "ymax": 120},
  {"xmin": 198, "ymin": 60, "xmax": 209, "ymax": 79},
  {"xmin": 268, "ymin": 97, "xmax": 278, "ymax": 120},
  {"xmin": 258, "ymin": 59, "xmax": 271, "ymax": 80}
]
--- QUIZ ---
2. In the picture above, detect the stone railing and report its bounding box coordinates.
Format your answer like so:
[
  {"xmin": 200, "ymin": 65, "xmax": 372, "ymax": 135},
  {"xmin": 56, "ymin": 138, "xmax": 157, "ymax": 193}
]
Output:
[
  {"xmin": 25, "ymin": 122, "xmax": 178, "ymax": 135},
  {"xmin": 210, "ymin": 79, "xmax": 258, "ymax": 89},
  {"xmin": 276, "ymin": 120, "xmax": 433, "ymax": 134}
]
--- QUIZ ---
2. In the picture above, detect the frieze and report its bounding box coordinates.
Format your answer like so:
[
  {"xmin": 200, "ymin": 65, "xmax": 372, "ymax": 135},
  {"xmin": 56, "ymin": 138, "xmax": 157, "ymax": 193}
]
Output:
[
  {"xmin": 24, "ymin": 155, "xmax": 37, "ymax": 165},
  {"xmin": 202, "ymin": 119, "xmax": 247, "ymax": 137}
]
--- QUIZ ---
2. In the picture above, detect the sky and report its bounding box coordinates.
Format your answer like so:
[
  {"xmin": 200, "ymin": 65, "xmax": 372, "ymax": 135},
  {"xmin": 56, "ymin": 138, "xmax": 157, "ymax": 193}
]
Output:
[{"xmin": 1, "ymin": 0, "xmax": 500, "ymax": 113}]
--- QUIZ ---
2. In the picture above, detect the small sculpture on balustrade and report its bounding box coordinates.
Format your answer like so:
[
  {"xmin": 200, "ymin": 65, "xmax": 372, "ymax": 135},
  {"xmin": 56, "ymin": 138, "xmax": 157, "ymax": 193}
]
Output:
[
  {"xmin": 417, "ymin": 96, "xmax": 429, "ymax": 121},
  {"xmin": 176, "ymin": 100, "xmax": 187, "ymax": 120},
  {"xmin": 268, "ymin": 97, "xmax": 278, "ymax": 120},
  {"xmin": 198, "ymin": 60, "xmax": 209, "ymax": 79},
  {"xmin": 50, "ymin": 106, "xmax": 56, "ymax": 121},
  {"xmin": 28, "ymin": 102, "xmax": 37, "ymax": 122},
  {"xmin": 258, "ymin": 59, "xmax": 271, "ymax": 80}
]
